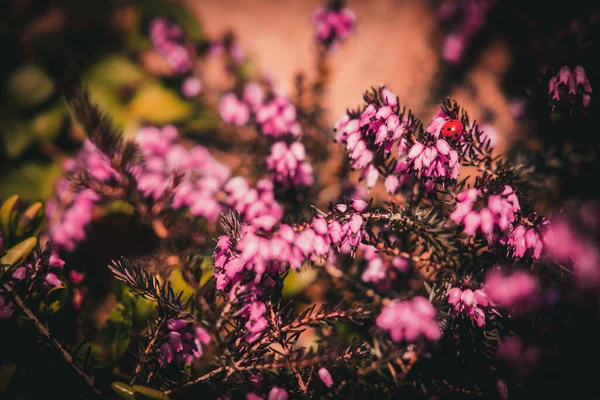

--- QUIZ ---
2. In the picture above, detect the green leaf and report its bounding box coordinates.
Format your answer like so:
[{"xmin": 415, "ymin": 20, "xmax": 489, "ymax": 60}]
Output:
[
  {"xmin": 0, "ymin": 117, "xmax": 37, "ymax": 159},
  {"xmin": 39, "ymin": 284, "xmax": 68, "ymax": 315},
  {"xmin": 199, "ymin": 257, "xmax": 214, "ymax": 288},
  {"xmin": 167, "ymin": 268, "xmax": 195, "ymax": 303},
  {"xmin": 132, "ymin": 384, "xmax": 170, "ymax": 400},
  {"xmin": 111, "ymin": 382, "xmax": 137, "ymax": 400},
  {"xmin": 102, "ymin": 301, "xmax": 133, "ymax": 362},
  {"xmin": 132, "ymin": 295, "xmax": 156, "ymax": 331},
  {"xmin": 0, "ymin": 363, "xmax": 16, "ymax": 395},
  {"xmin": 0, "ymin": 237, "xmax": 37, "ymax": 269},
  {"xmin": 282, "ymin": 266, "xmax": 317, "ymax": 299},
  {"xmin": 0, "ymin": 195, "xmax": 19, "ymax": 238},
  {"xmin": 0, "ymin": 161, "xmax": 63, "ymax": 201},
  {"xmin": 128, "ymin": 83, "xmax": 192, "ymax": 124},
  {"xmin": 15, "ymin": 202, "xmax": 44, "ymax": 238},
  {"xmin": 31, "ymin": 101, "xmax": 67, "ymax": 141},
  {"xmin": 5, "ymin": 65, "xmax": 55, "ymax": 109}
]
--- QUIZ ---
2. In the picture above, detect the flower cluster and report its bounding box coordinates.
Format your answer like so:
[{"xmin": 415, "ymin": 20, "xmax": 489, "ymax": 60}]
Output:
[
  {"xmin": 361, "ymin": 245, "xmax": 409, "ymax": 291},
  {"xmin": 157, "ymin": 319, "xmax": 210, "ymax": 367},
  {"xmin": 47, "ymin": 138, "xmax": 118, "ymax": 251},
  {"xmin": 438, "ymin": 0, "xmax": 497, "ymax": 64},
  {"xmin": 451, "ymin": 185, "xmax": 520, "ymax": 242},
  {"xmin": 496, "ymin": 336, "xmax": 541, "ymax": 377},
  {"xmin": 255, "ymin": 93, "xmax": 301, "ymax": 138},
  {"xmin": 220, "ymin": 85, "xmax": 301, "ymax": 139},
  {"xmin": 312, "ymin": 5, "xmax": 356, "ymax": 45},
  {"xmin": 214, "ymin": 201, "xmax": 369, "ymax": 341},
  {"xmin": 223, "ymin": 177, "xmax": 283, "ymax": 222},
  {"xmin": 543, "ymin": 212, "xmax": 600, "ymax": 290},
  {"xmin": 406, "ymin": 138, "xmax": 459, "ymax": 182},
  {"xmin": 548, "ymin": 65, "xmax": 592, "ymax": 110},
  {"xmin": 376, "ymin": 296, "xmax": 442, "ymax": 343},
  {"xmin": 484, "ymin": 269, "xmax": 541, "ymax": 313},
  {"xmin": 47, "ymin": 187, "xmax": 99, "ymax": 252},
  {"xmin": 220, "ymin": 93, "xmax": 250, "ymax": 126},
  {"xmin": 132, "ymin": 125, "xmax": 230, "ymax": 222},
  {"xmin": 149, "ymin": 17, "xmax": 192, "ymax": 74},
  {"xmin": 334, "ymin": 87, "xmax": 413, "ymax": 188},
  {"xmin": 505, "ymin": 217, "xmax": 547, "ymax": 259},
  {"xmin": 266, "ymin": 141, "xmax": 314, "ymax": 189},
  {"xmin": 447, "ymin": 286, "xmax": 493, "ymax": 327},
  {"xmin": 0, "ymin": 248, "xmax": 65, "ymax": 319}
]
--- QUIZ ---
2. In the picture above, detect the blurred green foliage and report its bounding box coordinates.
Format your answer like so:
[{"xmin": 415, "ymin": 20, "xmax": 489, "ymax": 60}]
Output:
[{"xmin": 0, "ymin": 0, "xmax": 218, "ymax": 202}]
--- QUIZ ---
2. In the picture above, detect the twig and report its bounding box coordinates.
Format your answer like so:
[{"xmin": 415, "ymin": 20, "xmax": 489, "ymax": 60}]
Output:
[
  {"xmin": 130, "ymin": 318, "xmax": 166, "ymax": 385},
  {"xmin": 5, "ymin": 283, "xmax": 101, "ymax": 396}
]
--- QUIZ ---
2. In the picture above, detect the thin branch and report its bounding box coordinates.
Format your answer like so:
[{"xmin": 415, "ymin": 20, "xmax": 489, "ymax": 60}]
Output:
[{"xmin": 5, "ymin": 283, "xmax": 101, "ymax": 396}]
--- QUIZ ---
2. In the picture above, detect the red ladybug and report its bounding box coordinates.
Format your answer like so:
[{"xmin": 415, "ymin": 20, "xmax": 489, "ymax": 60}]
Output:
[{"xmin": 440, "ymin": 119, "xmax": 464, "ymax": 140}]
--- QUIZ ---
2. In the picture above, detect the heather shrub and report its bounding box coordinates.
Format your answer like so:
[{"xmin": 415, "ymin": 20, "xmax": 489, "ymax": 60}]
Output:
[{"xmin": 1, "ymin": 1, "xmax": 599, "ymax": 399}]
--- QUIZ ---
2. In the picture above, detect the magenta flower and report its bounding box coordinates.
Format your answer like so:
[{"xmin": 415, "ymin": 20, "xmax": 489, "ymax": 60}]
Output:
[
  {"xmin": 438, "ymin": 0, "xmax": 496, "ymax": 64},
  {"xmin": 313, "ymin": 5, "xmax": 356, "ymax": 45},
  {"xmin": 544, "ymin": 215, "xmax": 600, "ymax": 290},
  {"xmin": 132, "ymin": 125, "xmax": 230, "ymax": 222},
  {"xmin": 318, "ymin": 367, "xmax": 334, "ymax": 388},
  {"xmin": 361, "ymin": 245, "xmax": 409, "ymax": 291},
  {"xmin": 426, "ymin": 108, "xmax": 453, "ymax": 138},
  {"xmin": 48, "ymin": 188, "xmax": 99, "ymax": 252},
  {"xmin": 267, "ymin": 387, "xmax": 288, "ymax": 400},
  {"xmin": 334, "ymin": 86, "xmax": 413, "ymax": 189},
  {"xmin": 149, "ymin": 17, "xmax": 192, "ymax": 74},
  {"xmin": 406, "ymin": 138, "xmax": 460, "ymax": 182},
  {"xmin": 223, "ymin": 177, "xmax": 283, "ymax": 222},
  {"xmin": 377, "ymin": 296, "xmax": 441, "ymax": 343},
  {"xmin": 243, "ymin": 83, "xmax": 266, "ymax": 111},
  {"xmin": 0, "ymin": 293, "xmax": 13, "ymax": 319},
  {"xmin": 157, "ymin": 319, "xmax": 210, "ymax": 367},
  {"xmin": 255, "ymin": 93, "xmax": 301, "ymax": 138},
  {"xmin": 505, "ymin": 218, "xmax": 547, "ymax": 259},
  {"xmin": 220, "ymin": 93, "xmax": 251, "ymax": 126},
  {"xmin": 447, "ymin": 286, "xmax": 494, "ymax": 327},
  {"xmin": 484, "ymin": 269, "xmax": 541, "ymax": 313},
  {"xmin": 451, "ymin": 185, "xmax": 520, "ymax": 243},
  {"xmin": 497, "ymin": 336, "xmax": 541, "ymax": 376},
  {"xmin": 548, "ymin": 65, "xmax": 592, "ymax": 110},
  {"xmin": 266, "ymin": 141, "xmax": 314, "ymax": 189},
  {"xmin": 181, "ymin": 76, "xmax": 202, "ymax": 97}
]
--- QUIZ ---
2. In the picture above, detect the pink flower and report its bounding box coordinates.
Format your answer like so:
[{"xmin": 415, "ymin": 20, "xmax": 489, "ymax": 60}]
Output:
[
  {"xmin": 223, "ymin": 177, "xmax": 283, "ymax": 222},
  {"xmin": 447, "ymin": 286, "xmax": 494, "ymax": 327},
  {"xmin": 334, "ymin": 86, "xmax": 413, "ymax": 189},
  {"xmin": 377, "ymin": 296, "xmax": 441, "ymax": 343},
  {"xmin": 255, "ymin": 93, "xmax": 301, "ymax": 138},
  {"xmin": 548, "ymin": 65, "xmax": 592, "ymax": 110},
  {"xmin": 266, "ymin": 141, "xmax": 314, "ymax": 189},
  {"xmin": 406, "ymin": 139, "xmax": 460, "ymax": 181},
  {"xmin": 244, "ymin": 83, "xmax": 265, "ymax": 110},
  {"xmin": 484, "ymin": 269, "xmax": 541, "ymax": 313},
  {"xmin": 442, "ymin": 33, "xmax": 465, "ymax": 64},
  {"xmin": 158, "ymin": 319, "xmax": 210, "ymax": 367},
  {"xmin": 132, "ymin": 125, "xmax": 230, "ymax": 222},
  {"xmin": 451, "ymin": 185, "xmax": 520, "ymax": 243},
  {"xmin": 318, "ymin": 367, "xmax": 334, "ymax": 388},
  {"xmin": 149, "ymin": 17, "xmax": 192, "ymax": 74},
  {"xmin": 181, "ymin": 76, "xmax": 202, "ymax": 97},
  {"xmin": 268, "ymin": 387, "xmax": 288, "ymax": 400},
  {"xmin": 497, "ymin": 336, "xmax": 541, "ymax": 376},
  {"xmin": 506, "ymin": 219, "xmax": 547, "ymax": 259},
  {"xmin": 220, "ymin": 93, "xmax": 250, "ymax": 126},
  {"xmin": 313, "ymin": 6, "xmax": 356, "ymax": 45}
]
